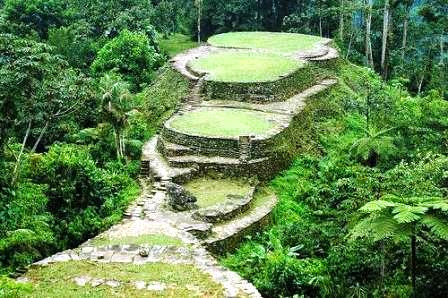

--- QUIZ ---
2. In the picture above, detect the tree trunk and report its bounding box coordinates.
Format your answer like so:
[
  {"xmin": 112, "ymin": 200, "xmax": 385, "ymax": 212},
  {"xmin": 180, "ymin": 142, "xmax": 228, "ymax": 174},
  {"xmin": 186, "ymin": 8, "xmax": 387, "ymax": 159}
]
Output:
[
  {"xmin": 417, "ymin": 74, "xmax": 424, "ymax": 95},
  {"xmin": 319, "ymin": 15, "xmax": 323, "ymax": 37},
  {"xmin": 381, "ymin": 0, "xmax": 390, "ymax": 78},
  {"xmin": 411, "ymin": 233, "xmax": 417, "ymax": 297},
  {"xmin": 365, "ymin": 0, "xmax": 374, "ymax": 69},
  {"xmin": 346, "ymin": 30, "xmax": 355, "ymax": 59},
  {"xmin": 114, "ymin": 130, "xmax": 121, "ymax": 159},
  {"xmin": 381, "ymin": 241, "xmax": 385, "ymax": 294},
  {"xmin": 441, "ymin": 33, "xmax": 445, "ymax": 65},
  {"xmin": 197, "ymin": 0, "xmax": 201, "ymax": 44},
  {"xmin": 120, "ymin": 132, "xmax": 126, "ymax": 159},
  {"xmin": 339, "ymin": 0, "xmax": 344, "ymax": 40},
  {"xmin": 12, "ymin": 121, "xmax": 32, "ymax": 185},
  {"xmin": 31, "ymin": 120, "xmax": 49, "ymax": 153},
  {"xmin": 401, "ymin": 15, "xmax": 408, "ymax": 65}
]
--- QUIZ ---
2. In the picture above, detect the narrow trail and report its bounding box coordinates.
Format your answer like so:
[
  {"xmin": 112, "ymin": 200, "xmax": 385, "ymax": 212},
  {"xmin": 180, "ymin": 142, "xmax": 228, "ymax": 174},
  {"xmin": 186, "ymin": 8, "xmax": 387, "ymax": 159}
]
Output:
[{"xmin": 20, "ymin": 37, "xmax": 339, "ymax": 297}]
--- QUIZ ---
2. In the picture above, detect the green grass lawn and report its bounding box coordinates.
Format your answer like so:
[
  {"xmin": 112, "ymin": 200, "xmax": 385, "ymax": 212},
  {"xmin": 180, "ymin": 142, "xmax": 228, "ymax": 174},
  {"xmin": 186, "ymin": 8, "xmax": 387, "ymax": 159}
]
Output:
[
  {"xmin": 159, "ymin": 33, "xmax": 197, "ymax": 57},
  {"xmin": 189, "ymin": 51, "xmax": 302, "ymax": 82},
  {"xmin": 169, "ymin": 107, "xmax": 277, "ymax": 137},
  {"xmin": 91, "ymin": 234, "xmax": 185, "ymax": 247},
  {"xmin": 208, "ymin": 32, "xmax": 325, "ymax": 54},
  {"xmin": 20, "ymin": 261, "xmax": 224, "ymax": 297},
  {"xmin": 184, "ymin": 178, "xmax": 252, "ymax": 208}
]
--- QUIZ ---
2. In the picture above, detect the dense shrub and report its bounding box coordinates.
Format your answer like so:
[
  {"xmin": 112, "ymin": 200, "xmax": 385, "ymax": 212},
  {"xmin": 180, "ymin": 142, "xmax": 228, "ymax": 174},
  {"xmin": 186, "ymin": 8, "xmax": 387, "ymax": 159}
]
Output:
[
  {"xmin": 31, "ymin": 144, "xmax": 139, "ymax": 247},
  {"xmin": 1, "ymin": 0, "xmax": 67, "ymax": 38},
  {"xmin": 91, "ymin": 30, "xmax": 164, "ymax": 90}
]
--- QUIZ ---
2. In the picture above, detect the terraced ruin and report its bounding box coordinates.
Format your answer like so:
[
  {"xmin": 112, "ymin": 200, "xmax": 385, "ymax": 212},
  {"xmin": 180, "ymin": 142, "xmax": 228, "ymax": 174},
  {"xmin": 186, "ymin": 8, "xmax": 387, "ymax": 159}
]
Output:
[{"xmin": 17, "ymin": 32, "xmax": 339, "ymax": 297}]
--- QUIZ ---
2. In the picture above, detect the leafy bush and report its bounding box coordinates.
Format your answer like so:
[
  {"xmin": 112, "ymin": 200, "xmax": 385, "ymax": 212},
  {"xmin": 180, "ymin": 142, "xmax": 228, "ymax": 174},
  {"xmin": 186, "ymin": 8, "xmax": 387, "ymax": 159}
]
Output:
[
  {"xmin": 0, "ymin": 275, "xmax": 32, "ymax": 297},
  {"xmin": 91, "ymin": 30, "xmax": 164, "ymax": 90},
  {"xmin": 1, "ymin": 0, "xmax": 67, "ymax": 39},
  {"xmin": 0, "ymin": 182, "xmax": 54, "ymax": 271},
  {"xmin": 31, "ymin": 144, "xmax": 139, "ymax": 247}
]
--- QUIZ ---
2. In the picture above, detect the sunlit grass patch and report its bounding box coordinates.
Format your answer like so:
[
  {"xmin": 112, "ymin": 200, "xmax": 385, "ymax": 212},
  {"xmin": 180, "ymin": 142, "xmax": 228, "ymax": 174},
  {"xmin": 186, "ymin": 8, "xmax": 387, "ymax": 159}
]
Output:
[
  {"xmin": 91, "ymin": 234, "xmax": 185, "ymax": 247},
  {"xmin": 21, "ymin": 261, "xmax": 224, "ymax": 297},
  {"xmin": 208, "ymin": 32, "xmax": 325, "ymax": 54},
  {"xmin": 159, "ymin": 33, "xmax": 197, "ymax": 57},
  {"xmin": 169, "ymin": 107, "xmax": 278, "ymax": 137},
  {"xmin": 189, "ymin": 51, "xmax": 302, "ymax": 82},
  {"xmin": 184, "ymin": 177, "xmax": 253, "ymax": 208}
]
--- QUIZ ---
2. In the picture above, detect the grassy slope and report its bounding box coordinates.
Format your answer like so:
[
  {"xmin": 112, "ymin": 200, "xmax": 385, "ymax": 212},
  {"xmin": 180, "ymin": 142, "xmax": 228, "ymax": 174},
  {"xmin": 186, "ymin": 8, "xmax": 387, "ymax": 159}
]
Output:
[
  {"xmin": 208, "ymin": 32, "xmax": 325, "ymax": 54},
  {"xmin": 20, "ymin": 261, "xmax": 224, "ymax": 297},
  {"xmin": 169, "ymin": 107, "xmax": 277, "ymax": 137},
  {"xmin": 90, "ymin": 234, "xmax": 185, "ymax": 247},
  {"xmin": 189, "ymin": 51, "xmax": 303, "ymax": 82},
  {"xmin": 139, "ymin": 65, "xmax": 190, "ymax": 128},
  {"xmin": 159, "ymin": 34, "xmax": 197, "ymax": 57}
]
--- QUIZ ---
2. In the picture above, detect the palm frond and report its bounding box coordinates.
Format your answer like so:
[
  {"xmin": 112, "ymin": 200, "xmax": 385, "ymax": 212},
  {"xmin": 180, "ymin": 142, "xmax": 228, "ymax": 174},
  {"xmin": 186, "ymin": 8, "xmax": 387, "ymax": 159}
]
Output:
[
  {"xmin": 359, "ymin": 200, "xmax": 396, "ymax": 212},
  {"xmin": 421, "ymin": 215, "xmax": 448, "ymax": 240},
  {"xmin": 350, "ymin": 215, "xmax": 401, "ymax": 241},
  {"xmin": 392, "ymin": 205, "xmax": 427, "ymax": 223}
]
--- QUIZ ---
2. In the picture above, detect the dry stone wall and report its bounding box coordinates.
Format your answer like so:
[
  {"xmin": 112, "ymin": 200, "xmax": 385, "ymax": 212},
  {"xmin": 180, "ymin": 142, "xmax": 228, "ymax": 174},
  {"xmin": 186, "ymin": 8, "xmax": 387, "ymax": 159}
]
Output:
[{"xmin": 201, "ymin": 63, "xmax": 318, "ymax": 103}]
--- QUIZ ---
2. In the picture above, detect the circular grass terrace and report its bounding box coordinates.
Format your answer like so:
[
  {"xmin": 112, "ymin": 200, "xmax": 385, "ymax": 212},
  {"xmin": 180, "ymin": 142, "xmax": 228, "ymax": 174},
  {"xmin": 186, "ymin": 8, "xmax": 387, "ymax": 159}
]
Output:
[
  {"xmin": 188, "ymin": 51, "xmax": 303, "ymax": 83},
  {"xmin": 168, "ymin": 107, "xmax": 281, "ymax": 138},
  {"xmin": 207, "ymin": 31, "xmax": 326, "ymax": 54}
]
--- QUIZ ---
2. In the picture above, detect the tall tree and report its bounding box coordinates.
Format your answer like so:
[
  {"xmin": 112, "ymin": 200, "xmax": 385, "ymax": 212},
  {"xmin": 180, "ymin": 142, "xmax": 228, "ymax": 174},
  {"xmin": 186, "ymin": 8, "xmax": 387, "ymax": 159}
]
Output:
[
  {"xmin": 381, "ymin": 0, "xmax": 390, "ymax": 78},
  {"xmin": 364, "ymin": 0, "xmax": 374, "ymax": 69},
  {"xmin": 195, "ymin": 0, "xmax": 203, "ymax": 44},
  {"xmin": 351, "ymin": 195, "xmax": 448, "ymax": 295}
]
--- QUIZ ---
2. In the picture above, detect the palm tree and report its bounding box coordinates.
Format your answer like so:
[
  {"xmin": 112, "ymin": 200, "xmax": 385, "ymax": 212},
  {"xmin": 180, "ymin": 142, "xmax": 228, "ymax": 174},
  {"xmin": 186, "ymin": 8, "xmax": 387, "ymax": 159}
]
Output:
[
  {"xmin": 350, "ymin": 126, "xmax": 397, "ymax": 167},
  {"xmin": 99, "ymin": 74, "xmax": 133, "ymax": 160},
  {"xmin": 350, "ymin": 195, "xmax": 448, "ymax": 296}
]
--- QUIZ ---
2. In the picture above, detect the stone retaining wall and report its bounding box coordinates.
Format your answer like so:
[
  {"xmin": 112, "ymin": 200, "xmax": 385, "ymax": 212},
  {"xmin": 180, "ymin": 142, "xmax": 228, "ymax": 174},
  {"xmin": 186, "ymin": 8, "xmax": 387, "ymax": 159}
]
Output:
[
  {"xmin": 162, "ymin": 118, "xmax": 292, "ymax": 160},
  {"xmin": 200, "ymin": 63, "xmax": 319, "ymax": 103}
]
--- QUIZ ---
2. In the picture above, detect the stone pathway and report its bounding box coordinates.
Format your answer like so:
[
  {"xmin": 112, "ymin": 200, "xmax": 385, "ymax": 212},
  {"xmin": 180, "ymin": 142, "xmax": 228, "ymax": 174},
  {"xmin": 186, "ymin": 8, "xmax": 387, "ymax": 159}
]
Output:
[{"xmin": 199, "ymin": 79, "xmax": 338, "ymax": 116}]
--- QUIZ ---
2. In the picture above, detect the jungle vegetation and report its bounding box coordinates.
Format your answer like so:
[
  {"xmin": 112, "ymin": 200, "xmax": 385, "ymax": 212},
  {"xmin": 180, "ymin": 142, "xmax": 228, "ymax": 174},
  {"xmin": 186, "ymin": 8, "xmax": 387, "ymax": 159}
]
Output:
[{"xmin": 0, "ymin": 0, "xmax": 447, "ymax": 297}]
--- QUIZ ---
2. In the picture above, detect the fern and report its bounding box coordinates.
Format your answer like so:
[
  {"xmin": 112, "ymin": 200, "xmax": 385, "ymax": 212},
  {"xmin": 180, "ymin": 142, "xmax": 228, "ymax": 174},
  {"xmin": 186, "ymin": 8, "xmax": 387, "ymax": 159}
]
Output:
[
  {"xmin": 359, "ymin": 200, "xmax": 396, "ymax": 212},
  {"xmin": 421, "ymin": 215, "xmax": 448, "ymax": 240},
  {"xmin": 392, "ymin": 205, "xmax": 428, "ymax": 223}
]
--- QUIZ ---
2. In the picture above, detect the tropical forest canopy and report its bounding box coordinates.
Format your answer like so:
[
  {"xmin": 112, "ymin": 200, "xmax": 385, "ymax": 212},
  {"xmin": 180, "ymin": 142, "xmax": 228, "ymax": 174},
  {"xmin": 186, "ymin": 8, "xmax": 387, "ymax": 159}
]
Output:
[{"xmin": 0, "ymin": 0, "xmax": 447, "ymax": 297}]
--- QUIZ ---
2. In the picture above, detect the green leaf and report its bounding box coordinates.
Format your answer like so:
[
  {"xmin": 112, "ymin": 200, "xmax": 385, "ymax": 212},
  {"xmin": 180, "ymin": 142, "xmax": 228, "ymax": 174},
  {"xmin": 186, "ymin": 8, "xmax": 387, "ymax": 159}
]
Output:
[
  {"xmin": 422, "ymin": 215, "xmax": 448, "ymax": 240},
  {"xmin": 359, "ymin": 200, "xmax": 396, "ymax": 213},
  {"xmin": 392, "ymin": 205, "xmax": 428, "ymax": 223}
]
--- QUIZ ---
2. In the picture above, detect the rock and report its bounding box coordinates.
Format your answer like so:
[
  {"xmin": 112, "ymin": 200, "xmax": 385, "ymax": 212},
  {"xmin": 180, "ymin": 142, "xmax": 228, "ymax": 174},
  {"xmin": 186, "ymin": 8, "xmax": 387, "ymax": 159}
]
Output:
[
  {"xmin": 133, "ymin": 280, "xmax": 146, "ymax": 290},
  {"xmin": 147, "ymin": 281, "xmax": 166, "ymax": 292},
  {"xmin": 166, "ymin": 182, "xmax": 198, "ymax": 211},
  {"xmin": 74, "ymin": 276, "xmax": 91, "ymax": 287},
  {"xmin": 139, "ymin": 248, "xmax": 149, "ymax": 257},
  {"xmin": 105, "ymin": 280, "xmax": 120, "ymax": 288},
  {"xmin": 90, "ymin": 278, "xmax": 105, "ymax": 287},
  {"xmin": 16, "ymin": 277, "xmax": 29, "ymax": 284}
]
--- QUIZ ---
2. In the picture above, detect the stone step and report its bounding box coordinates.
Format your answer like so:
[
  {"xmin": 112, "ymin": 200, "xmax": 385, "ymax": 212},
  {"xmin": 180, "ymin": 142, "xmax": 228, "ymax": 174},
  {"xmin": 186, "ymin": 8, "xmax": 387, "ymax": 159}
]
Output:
[
  {"xmin": 167, "ymin": 155, "xmax": 241, "ymax": 168},
  {"xmin": 204, "ymin": 190, "xmax": 278, "ymax": 255},
  {"xmin": 157, "ymin": 137, "xmax": 194, "ymax": 157},
  {"xmin": 142, "ymin": 136, "xmax": 197, "ymax": 182},
  {"xmin": 310, "ymin": 47, "xmax": 339, "ymax": 61}
]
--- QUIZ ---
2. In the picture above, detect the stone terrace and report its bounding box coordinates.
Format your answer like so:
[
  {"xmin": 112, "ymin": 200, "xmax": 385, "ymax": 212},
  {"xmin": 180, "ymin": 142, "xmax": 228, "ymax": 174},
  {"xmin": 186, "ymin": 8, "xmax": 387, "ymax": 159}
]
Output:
[{"xmin": 18, "ymin": 32, "xmax": 339, "ymax": 298}]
